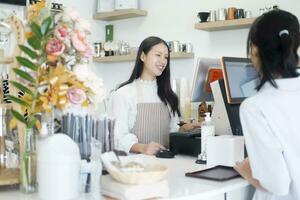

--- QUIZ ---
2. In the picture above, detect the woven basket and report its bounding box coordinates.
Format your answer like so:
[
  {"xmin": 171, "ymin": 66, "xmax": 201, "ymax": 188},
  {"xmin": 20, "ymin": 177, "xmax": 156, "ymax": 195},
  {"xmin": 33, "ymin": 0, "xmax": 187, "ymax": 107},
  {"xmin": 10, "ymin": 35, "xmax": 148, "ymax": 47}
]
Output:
[{"xmin": 107, "ymin": 164, "xmax": 168, "ymax": 185}]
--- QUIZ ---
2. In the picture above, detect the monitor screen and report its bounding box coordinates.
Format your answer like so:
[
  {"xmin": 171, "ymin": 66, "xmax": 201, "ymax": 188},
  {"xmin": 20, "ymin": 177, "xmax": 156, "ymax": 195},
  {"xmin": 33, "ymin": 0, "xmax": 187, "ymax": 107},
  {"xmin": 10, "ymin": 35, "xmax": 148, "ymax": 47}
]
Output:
[
  {"xmin": 191, "ymin": 58, "xmax": 222, "ymax": 102},
  {"xmin": 221, "ymin": 57, "xmax": 259, "ymax": 104}
]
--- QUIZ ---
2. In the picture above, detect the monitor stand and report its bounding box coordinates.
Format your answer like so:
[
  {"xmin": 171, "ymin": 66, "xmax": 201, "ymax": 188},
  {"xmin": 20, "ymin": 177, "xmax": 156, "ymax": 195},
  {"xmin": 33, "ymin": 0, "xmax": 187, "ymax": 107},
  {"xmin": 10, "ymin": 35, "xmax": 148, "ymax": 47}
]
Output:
[{"xmin": 210, "ymin": 80, "xmax": 232, "ymax": 135}]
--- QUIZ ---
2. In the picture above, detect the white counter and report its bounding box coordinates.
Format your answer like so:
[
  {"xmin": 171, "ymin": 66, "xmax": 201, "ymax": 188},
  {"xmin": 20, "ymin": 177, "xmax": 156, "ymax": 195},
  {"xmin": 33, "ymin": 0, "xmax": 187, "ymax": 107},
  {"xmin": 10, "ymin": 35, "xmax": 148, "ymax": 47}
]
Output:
[
  {"xmin": 0, "ymin": 155, "xmax": 254, "ymax": 200},
  {"xmin": 157, "ymin": 155, "xmax": 253, "ymax": 200}
]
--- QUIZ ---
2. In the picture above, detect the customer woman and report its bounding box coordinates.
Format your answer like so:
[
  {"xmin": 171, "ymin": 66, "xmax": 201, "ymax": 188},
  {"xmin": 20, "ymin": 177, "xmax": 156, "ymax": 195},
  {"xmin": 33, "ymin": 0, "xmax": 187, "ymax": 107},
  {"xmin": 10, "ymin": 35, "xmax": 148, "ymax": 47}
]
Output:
[
  {"xmin": 112, "ymin": 36, "xmax": 198, "ymax": 155},
  {"xmin": 234, "ymin": 10, "xmax": 300, "ymax": 199}
]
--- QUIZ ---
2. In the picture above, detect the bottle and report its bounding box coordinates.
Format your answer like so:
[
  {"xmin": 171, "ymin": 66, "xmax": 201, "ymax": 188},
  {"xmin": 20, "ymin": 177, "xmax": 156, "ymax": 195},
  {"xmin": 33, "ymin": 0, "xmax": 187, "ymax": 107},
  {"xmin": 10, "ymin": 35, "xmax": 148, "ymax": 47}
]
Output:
[
  {"xmin": 20, "ymin": 128, "xmax": 37, "ymax": 193},
  {"xmin": 199, "ymin": 112, "xmax": 215, "ymax": 163}
]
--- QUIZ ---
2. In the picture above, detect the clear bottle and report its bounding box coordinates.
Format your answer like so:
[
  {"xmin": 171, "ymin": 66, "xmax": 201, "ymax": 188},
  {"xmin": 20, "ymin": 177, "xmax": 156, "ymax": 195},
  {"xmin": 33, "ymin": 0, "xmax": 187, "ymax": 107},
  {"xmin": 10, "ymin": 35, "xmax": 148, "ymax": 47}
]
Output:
[
  {"xmin": 199, "ymin": 112, "xmax": 215, "ymax": 162},
  {"xmin": 20, "ymin": 128, "xmax": 37, "ymax": 193}
]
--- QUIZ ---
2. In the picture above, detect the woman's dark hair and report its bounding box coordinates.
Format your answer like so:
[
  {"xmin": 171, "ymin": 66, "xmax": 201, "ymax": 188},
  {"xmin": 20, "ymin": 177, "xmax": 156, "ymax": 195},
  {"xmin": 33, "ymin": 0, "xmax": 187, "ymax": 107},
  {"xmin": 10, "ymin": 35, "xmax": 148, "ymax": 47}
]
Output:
[
  {"xmin": 247, "ymin": 9, "xmax": 300, "ymax": 90},
  {"xmin": 118, "ymin": 36, "xmax": 181, "ymax": 117}
]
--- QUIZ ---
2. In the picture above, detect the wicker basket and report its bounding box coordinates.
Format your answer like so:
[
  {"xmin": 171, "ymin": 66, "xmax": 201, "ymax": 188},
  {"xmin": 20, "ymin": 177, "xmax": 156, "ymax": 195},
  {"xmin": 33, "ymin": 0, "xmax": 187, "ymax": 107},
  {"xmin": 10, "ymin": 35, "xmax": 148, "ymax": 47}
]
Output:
[{"xmin": 107, "ymin": 163, "xmax": 168, "ymax": 185}]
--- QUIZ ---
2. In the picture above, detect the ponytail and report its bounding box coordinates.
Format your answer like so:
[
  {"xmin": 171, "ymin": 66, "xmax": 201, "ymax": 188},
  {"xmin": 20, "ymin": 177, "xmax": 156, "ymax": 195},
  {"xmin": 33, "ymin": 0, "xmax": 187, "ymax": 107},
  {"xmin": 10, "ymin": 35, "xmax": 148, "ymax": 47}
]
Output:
[{"xmin": 279, "ymin": 31, "xmax": 299, "ymax": 77}]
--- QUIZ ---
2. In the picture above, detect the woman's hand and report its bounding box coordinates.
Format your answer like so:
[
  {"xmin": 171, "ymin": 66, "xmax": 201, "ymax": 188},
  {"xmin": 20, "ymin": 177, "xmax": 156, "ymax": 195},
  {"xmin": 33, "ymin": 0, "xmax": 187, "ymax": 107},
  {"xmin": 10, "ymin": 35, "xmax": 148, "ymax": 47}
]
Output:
[
  {"xmin": 179, "ymin": 122, "xmax": 201, "ymax": 132},
  {"xmin": 234, "ymin": 158, "xmax": 266, "ymax": 191},
  {"xmin": 142, "ymin": 142, "xmax": 165, "ymax": 155},
  {"xmin": 234, "ymin": 158, "xmax": 252, "ymax": 180},
  {"xmin": 130, "ymin": 142, "xmax": 165, "ymax": 155}
]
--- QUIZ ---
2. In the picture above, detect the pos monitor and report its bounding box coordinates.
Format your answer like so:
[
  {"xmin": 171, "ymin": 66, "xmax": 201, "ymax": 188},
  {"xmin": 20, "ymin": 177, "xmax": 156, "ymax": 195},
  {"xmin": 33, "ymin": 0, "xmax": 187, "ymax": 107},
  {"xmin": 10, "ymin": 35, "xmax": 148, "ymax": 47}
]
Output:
[
  {"xmin": 211, "ymin": 57, "xmax": 259, "ymax": 136},
  {"xmin": 221, "ymin": 57, "xmax": 259, "ymax": 104},
  {"xmin": 191, "ymin": 58, "xmax": 222, "ymax": 102}
]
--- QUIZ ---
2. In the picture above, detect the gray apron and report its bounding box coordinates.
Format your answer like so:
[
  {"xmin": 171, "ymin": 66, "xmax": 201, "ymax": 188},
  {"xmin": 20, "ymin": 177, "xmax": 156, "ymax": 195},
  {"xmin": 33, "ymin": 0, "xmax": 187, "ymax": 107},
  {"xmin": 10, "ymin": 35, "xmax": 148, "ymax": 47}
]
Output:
[{"xmin": 132, "ymin": 83, "xmax": 171, "ymax": 147}]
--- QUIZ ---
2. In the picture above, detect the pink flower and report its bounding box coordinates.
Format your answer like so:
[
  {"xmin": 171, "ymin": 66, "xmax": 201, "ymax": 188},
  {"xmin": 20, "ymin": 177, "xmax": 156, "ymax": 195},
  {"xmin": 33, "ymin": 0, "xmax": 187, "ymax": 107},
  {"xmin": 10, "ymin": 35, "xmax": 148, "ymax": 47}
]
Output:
[
  {"xmin": 71, "ymin": 30, "xmax": 87, "ymax": 52},
  {"xmin": 67, "ymin": 88, "xmax": 87, "ymax": 105},
  {"xmin": 46, "ymin": 38, "xmax": 65, "ymax": 56},
  {"xmin": 83, "ymin": 44, "xmax": 94, "ymax": 59},
  {"xmin": 55, "ymin": 25, "xmax": 69, "ymax": 41}
]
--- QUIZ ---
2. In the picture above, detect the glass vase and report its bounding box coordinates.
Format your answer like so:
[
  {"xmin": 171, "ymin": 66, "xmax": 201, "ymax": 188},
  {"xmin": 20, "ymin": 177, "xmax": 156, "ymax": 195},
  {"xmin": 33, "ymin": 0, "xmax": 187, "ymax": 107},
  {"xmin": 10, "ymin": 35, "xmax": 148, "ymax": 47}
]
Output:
[
  {"xmin": 41, "ymin": 111, "xmax": 55, "ymax": 136},
  {"xmin": 20, "ymin": 128, "xmax": 37, "ymax": 193}
]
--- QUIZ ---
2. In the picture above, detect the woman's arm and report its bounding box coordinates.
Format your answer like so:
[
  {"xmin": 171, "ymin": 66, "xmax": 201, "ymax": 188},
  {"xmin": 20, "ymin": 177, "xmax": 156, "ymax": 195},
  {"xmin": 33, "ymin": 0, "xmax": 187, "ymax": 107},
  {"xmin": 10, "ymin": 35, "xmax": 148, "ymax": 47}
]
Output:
[
  {"xmin": 111, "ymin": 90, "xmax": 138, "ymax": 153},
  {"xmin": 169, "ymin": 112, "xmax": 200, "ymax": 132},
  {"xmin": 234, "ymin": 158, "xmax": 267, "ymax": 191},
  {"xmin": 130, "ymin": 142, "xmax": 165, "ymax": 155},
  {"xmin": 179, "ymin": 122, "xmax": 201, "ymax": 132}
]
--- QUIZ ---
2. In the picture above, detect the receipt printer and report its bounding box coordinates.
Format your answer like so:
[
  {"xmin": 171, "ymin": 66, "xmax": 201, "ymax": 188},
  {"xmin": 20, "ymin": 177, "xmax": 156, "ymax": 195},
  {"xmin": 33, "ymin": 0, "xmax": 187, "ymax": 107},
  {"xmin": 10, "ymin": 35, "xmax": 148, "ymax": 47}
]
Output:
[{"xmin": 169, "ymin": 132, "xmax": 201, "ymax": 157}]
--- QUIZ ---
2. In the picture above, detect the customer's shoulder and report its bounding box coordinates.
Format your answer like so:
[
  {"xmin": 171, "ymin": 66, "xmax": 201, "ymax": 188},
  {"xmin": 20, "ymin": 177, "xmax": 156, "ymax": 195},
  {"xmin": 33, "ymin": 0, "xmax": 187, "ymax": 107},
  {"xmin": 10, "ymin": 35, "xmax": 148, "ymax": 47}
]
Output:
[{"xmin": 240, "ymin": 92, "xmax": 264, "ymax": 112}]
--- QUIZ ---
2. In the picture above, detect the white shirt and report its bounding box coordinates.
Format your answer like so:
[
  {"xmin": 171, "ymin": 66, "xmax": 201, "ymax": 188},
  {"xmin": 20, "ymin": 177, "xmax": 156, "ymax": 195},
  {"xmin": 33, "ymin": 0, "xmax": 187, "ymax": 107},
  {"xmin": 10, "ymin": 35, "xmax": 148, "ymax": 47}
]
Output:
[
  {"xmin": 111, "ymin": 79, "xmax": 179, "ymax": 153},
  {"xmin": 240, "ymin": 77, "xmax": 300, "ymax": 200}
]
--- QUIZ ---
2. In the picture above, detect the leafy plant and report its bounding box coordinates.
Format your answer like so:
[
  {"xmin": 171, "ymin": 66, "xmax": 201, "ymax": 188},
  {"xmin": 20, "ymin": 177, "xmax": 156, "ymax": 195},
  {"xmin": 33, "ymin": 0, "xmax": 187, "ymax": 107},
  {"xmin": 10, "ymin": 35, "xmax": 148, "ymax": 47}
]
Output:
[{"xmin": 8, "ymin": 17, "xmax": 53, "ymax": 129}]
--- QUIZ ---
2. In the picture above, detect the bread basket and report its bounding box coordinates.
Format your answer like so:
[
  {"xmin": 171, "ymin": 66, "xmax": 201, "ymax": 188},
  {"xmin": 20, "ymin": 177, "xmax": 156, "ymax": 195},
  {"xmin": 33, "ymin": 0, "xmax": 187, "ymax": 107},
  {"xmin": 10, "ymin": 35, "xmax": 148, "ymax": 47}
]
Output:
[{"xmin": 102, "ymin": 152, "xmax": 168, "ymax": 184}]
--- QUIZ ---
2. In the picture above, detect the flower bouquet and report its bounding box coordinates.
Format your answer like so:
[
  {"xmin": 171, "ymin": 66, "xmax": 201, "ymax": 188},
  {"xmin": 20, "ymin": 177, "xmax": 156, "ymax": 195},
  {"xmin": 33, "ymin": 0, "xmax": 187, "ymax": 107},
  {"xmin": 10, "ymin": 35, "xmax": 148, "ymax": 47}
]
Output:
[{"xmin": 8, "ymin": 6, "xmax": 105, "ymax": 192}]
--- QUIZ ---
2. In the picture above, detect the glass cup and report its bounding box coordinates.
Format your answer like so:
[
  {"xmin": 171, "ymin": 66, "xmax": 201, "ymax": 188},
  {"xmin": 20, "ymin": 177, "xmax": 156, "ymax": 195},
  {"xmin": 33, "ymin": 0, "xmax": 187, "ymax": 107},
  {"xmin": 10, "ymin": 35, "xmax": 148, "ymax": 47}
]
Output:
[
  {"xmin": 245, "ymin": 10, "xmax": 252, "ymax": 18},
  {"xmin": 209, "ymin": 10, "xmax": 216, "ymax": 22},
  {"xmin": 227, "ymin": 7, "xmax": 237, "ymax": 20},
  {"xmin": 217, "ymin": 8, "xmax": 227, "ymax": 21},
  {"xmin": 236, "ymin": 9, "xmax": 245, "ymax": 19}
]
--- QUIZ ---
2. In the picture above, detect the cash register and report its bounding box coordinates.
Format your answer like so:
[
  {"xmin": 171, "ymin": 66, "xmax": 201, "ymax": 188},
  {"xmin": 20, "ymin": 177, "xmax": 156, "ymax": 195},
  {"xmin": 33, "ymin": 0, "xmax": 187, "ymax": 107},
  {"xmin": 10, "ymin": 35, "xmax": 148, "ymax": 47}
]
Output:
[{"xmin": 170, "ymin": 57, "xmax": 258, "ymax": 157}]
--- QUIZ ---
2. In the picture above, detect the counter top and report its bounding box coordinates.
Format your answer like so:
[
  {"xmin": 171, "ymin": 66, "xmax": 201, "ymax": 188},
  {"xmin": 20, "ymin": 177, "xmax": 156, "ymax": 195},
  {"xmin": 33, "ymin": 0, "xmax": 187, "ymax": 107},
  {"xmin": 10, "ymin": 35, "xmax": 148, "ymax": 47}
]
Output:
[
  {"xmin": 155, "ymin": 155, "xmax": 249, "ymax": 199},
  {"xmin": 0, "ymin": 155, "xmax": 250, "ymax": 200}
]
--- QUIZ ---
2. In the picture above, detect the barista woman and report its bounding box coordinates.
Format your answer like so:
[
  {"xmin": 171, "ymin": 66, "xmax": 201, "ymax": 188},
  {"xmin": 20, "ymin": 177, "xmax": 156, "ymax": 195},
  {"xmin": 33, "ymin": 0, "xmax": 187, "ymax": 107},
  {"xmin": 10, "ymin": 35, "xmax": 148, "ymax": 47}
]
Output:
[
  {"xmin": 234, "ymin": 10, "xmax": 300, "ymax": 199},
  {"xmin": 112, "ymin": 36, "xmax": 198, "ymax": 155}
]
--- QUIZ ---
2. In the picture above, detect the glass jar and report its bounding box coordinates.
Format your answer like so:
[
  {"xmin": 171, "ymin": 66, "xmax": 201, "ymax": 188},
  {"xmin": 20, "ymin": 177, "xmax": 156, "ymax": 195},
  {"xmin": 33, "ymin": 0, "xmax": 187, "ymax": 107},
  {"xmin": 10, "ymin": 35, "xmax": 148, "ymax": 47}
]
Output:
[{"xmin": 20, "ymin": 128, "xmax": 37, "ymax": 193}]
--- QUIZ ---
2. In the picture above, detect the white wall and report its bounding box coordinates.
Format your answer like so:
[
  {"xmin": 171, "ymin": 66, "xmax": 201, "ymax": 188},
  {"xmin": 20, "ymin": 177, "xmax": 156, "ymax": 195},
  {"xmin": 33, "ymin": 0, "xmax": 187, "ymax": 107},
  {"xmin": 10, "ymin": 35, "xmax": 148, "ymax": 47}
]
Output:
[
  {"xmin": 1, "ymin": 0, "xmax": 300, "ymax": 92},
  {"xmin": 88, "ymin": 0, "xmax": 300, "ymax": 91}
]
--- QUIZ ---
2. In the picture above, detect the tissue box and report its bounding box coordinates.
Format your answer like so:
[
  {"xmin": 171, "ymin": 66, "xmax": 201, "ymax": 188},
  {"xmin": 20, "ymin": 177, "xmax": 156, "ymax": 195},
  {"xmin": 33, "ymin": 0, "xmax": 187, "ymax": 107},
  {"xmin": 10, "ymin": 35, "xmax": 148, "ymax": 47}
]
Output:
[{"xmin": 207, "ymin": 135, "xmax": 244, "ymax": 167}]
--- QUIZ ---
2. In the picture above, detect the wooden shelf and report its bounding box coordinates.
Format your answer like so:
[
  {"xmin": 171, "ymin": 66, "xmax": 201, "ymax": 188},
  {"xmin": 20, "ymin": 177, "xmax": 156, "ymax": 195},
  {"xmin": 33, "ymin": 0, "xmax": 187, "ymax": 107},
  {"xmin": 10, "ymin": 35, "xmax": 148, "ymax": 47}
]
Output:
[
  {"xmin": 93, "ymin": 52, "xmax": 194, "ymax": 63},
  {"xmin": 0, "ymin": 49, "xmax": 14, "ymax": 64},
  {"xmin": 0, "ymin": 168, "xmax": 19, "ymax": 186},
  {"xmin": 0, "ymin": 57, "xmax": 14, "ymax": 64},
  {"xmin": 93, "ymin": 9, "xmax": 147, "ymax": 21},
  {"xmin": 195, "ymin": 18, "xmax": 256, "ymax": 31}
]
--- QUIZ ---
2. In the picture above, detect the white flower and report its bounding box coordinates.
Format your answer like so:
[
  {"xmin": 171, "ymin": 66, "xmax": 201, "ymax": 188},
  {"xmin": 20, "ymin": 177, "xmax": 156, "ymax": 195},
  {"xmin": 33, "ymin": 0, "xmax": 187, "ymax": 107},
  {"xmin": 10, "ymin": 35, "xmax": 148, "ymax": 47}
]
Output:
[
  {"xmin": 76, "ymin": 19, "xmax": 91, "ymax": 34},
  {"xmin": 73, "ymin": 64, "xmax": 106, "ymax": 105},
  {"xmin": 63, "ymin": 7, "xmax": 79, "ymax": 22}
]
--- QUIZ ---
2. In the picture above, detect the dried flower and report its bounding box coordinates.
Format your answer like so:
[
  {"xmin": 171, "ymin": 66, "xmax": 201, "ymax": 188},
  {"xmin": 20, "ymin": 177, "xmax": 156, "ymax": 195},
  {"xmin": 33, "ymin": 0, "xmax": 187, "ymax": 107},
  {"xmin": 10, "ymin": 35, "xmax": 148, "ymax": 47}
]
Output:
[
  {"xmin": 46, "ymin": 38, "xmax": 65, "ymax": 56},
  {"xmin": 55, "ymin": 25, "xmax": 69, "ymax": 41},
  {"xmin": 67, "ymin": 88, "xmax": 87, "ymax": 105}
]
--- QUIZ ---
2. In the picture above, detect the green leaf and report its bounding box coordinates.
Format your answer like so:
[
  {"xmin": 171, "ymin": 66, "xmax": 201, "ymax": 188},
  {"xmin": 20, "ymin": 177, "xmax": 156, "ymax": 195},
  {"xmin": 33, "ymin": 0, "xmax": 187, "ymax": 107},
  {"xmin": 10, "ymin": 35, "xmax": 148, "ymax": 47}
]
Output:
[
  {"xmin": 30, "ymin": 22, "xmax": 42, "ymax": 39},
  {"xmin": 10, "ymin": 81, "xmax": 33, "ymax": 96},
  {"xmin": 28, "ymin": 36, "xmax": 41, "ymax": 50},
  {"xmin": 13, "ymin": 68, "xmax": 36, "ymax": 84},
  {"xmin": 16, "ymin": 56, "xmax": 38, "ymax": 71},
  {"xmin": 11, "ymin": 109, "xmax": 27, "ymax": 124},
  {"xmin": 19, "ymin": 45, "xmax": 38, "ymax": 59},
  {"xmin": 41, "ymin": 16, "xmax": 52, "ymax": 36},
  {"xmin": 27, "ymin": 116, "xmax": 37, "ymax": 129},
  {"xmin": 7, "ymin": 95, "xmax": 30, "ymax": 107}
]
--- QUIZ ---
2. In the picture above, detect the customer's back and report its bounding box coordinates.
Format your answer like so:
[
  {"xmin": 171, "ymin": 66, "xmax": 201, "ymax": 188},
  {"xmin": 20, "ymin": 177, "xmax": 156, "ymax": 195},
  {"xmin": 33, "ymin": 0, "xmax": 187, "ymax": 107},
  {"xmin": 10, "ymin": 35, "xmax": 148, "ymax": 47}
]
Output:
[
  {"xmin": 240, "ymin": 76, "xmax": 300, "ymax": 199},
  {"xmin": 238, "ymin": 9, "xmax": 300, "ymax": 200}
]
